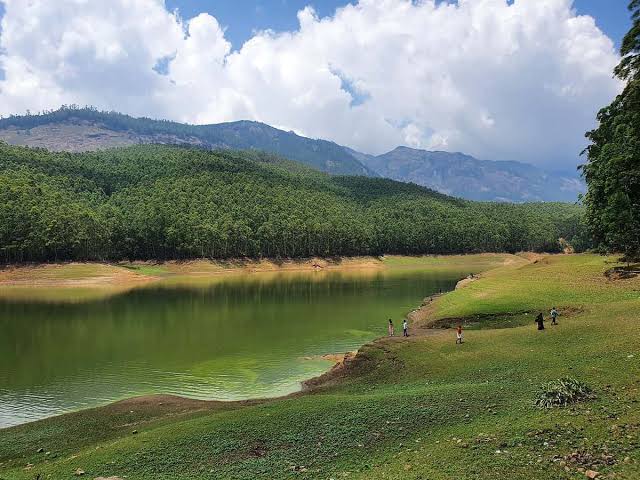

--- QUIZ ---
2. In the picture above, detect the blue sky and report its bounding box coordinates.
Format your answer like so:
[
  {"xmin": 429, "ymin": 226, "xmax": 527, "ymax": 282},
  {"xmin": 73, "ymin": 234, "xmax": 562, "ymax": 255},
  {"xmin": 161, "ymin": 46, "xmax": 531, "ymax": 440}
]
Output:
[{"xmin": 165, "ymin": 0, "xmax": 632, "ymax": 50}]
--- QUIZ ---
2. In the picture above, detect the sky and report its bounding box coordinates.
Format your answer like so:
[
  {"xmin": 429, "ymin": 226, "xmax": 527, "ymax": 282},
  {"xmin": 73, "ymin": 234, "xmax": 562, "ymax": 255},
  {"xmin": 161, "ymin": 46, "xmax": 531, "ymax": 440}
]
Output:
[
  {"xmin": 0, "ymin": 0, "xmax": 633, "ymax": 170},
  {"xmin": 166, "ymin": 0, "xmax": 631, "ymax": 49}
]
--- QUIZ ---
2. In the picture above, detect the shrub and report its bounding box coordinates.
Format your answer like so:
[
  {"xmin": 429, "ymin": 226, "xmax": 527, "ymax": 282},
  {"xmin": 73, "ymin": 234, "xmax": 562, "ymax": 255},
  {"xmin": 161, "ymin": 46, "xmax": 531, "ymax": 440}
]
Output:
[{"xmin": 534, "ymin": 377, "xmax": 594, "ymax": 409}]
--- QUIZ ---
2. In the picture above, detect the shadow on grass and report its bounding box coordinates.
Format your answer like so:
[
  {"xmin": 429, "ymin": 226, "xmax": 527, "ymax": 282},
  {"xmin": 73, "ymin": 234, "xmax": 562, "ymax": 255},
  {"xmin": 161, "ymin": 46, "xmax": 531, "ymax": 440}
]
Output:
[{"xmin": 429, "ymin": 307, "xmax": 584, "ymax": 330}]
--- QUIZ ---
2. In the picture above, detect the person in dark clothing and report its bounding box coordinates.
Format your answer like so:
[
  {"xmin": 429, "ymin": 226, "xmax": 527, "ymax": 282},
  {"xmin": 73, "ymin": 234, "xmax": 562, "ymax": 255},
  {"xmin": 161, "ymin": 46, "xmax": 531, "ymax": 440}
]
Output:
[{"xmin": 535, "ymin": 312, "xmax": 545, "ymax": 330}]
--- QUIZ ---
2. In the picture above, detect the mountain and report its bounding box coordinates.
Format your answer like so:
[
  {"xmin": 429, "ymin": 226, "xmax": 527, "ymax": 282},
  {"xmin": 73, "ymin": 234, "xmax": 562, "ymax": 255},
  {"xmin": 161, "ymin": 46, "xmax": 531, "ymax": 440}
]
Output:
[
  {"xmin": 0, "ymin": 107, "xmax": 584, "ymax": 202},
  {"xmin": 0, "ymin": 107, "xmax": 375, "ymax": 177},
  {"xmin": 356, "ymin": 147, "xmax": 584, "ymax": 203}
]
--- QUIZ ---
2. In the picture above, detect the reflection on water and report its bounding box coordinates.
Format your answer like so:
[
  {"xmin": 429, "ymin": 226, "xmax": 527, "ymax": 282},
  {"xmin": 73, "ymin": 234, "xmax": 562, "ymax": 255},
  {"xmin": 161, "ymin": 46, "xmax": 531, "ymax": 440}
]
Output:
[{"xmin": 0, "ymin": 269, "xmax": 461, "ymax": 427}]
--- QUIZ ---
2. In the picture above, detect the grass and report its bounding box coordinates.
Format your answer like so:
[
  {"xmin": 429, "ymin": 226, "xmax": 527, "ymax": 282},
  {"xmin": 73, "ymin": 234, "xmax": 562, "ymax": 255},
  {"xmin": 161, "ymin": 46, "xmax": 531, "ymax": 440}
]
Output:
[{"xmin": 0, "ymin": 254, "xmax": 639, "ymax": 479}]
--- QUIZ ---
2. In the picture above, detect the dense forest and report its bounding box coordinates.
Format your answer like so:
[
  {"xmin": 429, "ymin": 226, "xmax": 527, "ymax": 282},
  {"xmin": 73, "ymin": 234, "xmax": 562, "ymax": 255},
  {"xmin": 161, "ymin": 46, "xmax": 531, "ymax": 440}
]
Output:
[
  {"xmin": 583, "ymin": 0, "xmax": 640, "ymax": 259},
  {"xmin": 0, "ymin": 142, "xmax": 587, "ymax": 263}
]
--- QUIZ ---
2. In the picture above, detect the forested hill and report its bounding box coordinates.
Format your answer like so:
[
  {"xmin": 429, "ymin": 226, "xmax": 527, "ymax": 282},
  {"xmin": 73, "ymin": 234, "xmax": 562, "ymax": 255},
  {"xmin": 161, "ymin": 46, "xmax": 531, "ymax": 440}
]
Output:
[
  {"xmin": 0, "ymin": 142, "xmax": 587, "ymax": 263},
  {"xmin": 0, "ymin": 107, "xmax": 583, "ymax": 203},
  {"xmin": 0, "ymin": 107, "xmax": 374, "ymax": 177}
]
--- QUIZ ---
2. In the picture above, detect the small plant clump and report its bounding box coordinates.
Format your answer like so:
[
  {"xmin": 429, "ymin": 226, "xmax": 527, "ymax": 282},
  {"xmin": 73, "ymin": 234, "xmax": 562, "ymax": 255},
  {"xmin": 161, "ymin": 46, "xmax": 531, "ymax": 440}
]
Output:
[{"xmin": 534, "ymin": 377, "xmax": 594, "ymax": 409}]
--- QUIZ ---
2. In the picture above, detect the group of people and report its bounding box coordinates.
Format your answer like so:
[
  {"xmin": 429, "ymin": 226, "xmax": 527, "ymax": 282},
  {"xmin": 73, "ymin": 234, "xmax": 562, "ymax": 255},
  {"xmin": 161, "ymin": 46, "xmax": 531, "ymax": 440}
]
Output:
[
  {"xmin": 387, "ymin": 318, "xmax": 464, "ymax": 344},
  {"xmin": 387, "ymin": 307, "xmax": 560, "ymax": 342},
  {"xmin": 535, "ymin": 307, "xmax": 559, "ymax": 330},
  {"xmin": 387, "ymin": 318, "xmax": 409, "ymax": 337}
]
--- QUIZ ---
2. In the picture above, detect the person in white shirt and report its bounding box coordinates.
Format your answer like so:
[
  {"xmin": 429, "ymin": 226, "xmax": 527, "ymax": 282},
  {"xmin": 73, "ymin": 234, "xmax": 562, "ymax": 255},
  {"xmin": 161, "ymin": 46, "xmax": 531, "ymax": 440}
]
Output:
[{"xmin": 402, "ymin": 319, "xmax": 409, "ymax": 337}]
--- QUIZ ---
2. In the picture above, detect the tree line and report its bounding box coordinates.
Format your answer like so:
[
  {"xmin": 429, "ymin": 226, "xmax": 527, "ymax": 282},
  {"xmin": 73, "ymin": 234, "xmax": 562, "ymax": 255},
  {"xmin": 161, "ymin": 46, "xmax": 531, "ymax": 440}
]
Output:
[
  {"xmin": 0, "ymin": 142, "xmax": 587, "ymax": 263},
  {"xmin": 582, "ymin": 0, "xmax": 640, "ymax": 260}
]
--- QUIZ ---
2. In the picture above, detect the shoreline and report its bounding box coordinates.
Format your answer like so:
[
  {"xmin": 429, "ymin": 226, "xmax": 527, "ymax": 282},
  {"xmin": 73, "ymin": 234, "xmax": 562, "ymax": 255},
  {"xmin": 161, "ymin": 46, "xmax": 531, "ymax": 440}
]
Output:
[
  {"xmin": 0, "ymin": 257, "xmax": 386, "ymax": 287},
  {"xmin": 0, "ymin": 253, "xmax": 522, "ymax": 288}
]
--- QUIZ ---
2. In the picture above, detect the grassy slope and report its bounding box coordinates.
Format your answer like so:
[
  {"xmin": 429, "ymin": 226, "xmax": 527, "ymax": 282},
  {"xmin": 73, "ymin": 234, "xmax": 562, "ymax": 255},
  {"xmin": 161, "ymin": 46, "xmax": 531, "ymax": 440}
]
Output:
[{"xmin": 1, "ymin": 254, "xmax": 639, "ymax": 479}]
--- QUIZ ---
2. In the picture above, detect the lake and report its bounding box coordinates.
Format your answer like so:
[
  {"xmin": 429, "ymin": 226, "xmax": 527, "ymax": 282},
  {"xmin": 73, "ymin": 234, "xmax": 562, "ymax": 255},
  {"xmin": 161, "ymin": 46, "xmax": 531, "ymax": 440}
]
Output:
[{"xmin": 0, "ymin": 267, "xmax": 464, "ymax": 427}]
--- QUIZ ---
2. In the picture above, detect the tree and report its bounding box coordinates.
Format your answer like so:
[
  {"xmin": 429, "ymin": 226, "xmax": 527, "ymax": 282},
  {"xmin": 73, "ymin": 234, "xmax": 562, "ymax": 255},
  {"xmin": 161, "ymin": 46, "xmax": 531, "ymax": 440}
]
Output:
[
  {"xmin": 582, "ymin": 0, "xmax": 640, "ymax": 259},
  {"xmin": 0, "ymin": 142, "xmax": 582, "ymax": 263}
]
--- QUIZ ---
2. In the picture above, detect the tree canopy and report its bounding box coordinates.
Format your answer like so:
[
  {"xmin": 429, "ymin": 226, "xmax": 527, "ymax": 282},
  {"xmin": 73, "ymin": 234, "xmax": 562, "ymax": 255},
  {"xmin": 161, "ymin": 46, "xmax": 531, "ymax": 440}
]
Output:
[
  {"xmin": 582, "ymin": 1, "xmax": 640, "ymax": 258},
  {"xmin": 0, "ymin": 142, "xmax": 585, "ymax": 263}
]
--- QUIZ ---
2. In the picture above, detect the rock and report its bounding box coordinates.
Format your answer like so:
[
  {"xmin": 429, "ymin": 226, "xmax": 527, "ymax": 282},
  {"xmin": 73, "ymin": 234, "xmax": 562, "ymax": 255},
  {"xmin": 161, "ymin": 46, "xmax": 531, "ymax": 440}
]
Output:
[
  {"xmin": 585, "ymin": 470, "xmax": 600, "ymax": 479},
  {"xmin": 132, "ymin": 430, "xmax": 138, "ymax": 434},
  {"xmin": 624, "ymin": 456, "xmax": 631, "ymax": 464},
  {"xmin": 75, "ymin": 468, "xmax": 85, "ymax": 476},
  {"xmin": 37, "ymin": 447, "xmax": 44, "ymax": 453}
]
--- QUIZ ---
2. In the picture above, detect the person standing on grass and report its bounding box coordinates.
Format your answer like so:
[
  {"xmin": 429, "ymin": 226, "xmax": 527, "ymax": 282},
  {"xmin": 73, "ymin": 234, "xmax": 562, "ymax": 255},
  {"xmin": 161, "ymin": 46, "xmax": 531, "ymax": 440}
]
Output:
[
  {"xmin": 403, "ymin": 319, "xmax": 409, "ymax": 337},
  {"xmin": 456, "ymin": 325, "xmax": 463, "ymax": 344},
  {"xmin": 388, "ymin": 319, "xmax": 394, "ymax": 337},
  {"xmin": 550, "ymin": 307, "xmax": 559, "ymax": 325},
  {"xmin": 535, "ymin": 312, "xmax": 545, "ymax": 330}
]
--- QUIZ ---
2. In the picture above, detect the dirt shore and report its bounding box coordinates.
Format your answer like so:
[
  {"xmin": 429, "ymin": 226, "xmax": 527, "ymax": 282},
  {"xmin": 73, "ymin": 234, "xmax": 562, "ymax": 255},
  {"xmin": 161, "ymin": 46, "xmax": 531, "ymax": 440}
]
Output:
[{"xmin": 0, "ymin": 257, "xmax": 387, "ymax": 288}]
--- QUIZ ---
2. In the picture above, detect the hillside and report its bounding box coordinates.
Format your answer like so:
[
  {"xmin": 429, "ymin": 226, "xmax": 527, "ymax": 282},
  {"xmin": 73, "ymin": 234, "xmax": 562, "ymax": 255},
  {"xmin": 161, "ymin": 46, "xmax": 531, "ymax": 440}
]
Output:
[
  {"xmin": 1, "ymin": 254, "xmax": 638, "ymax": 479},
  {"xmin": 0, "ymin": 108, "xmax": 584, "ymax": 202},
  {"xmin": 0, "ymin": 142, "xmax": 586, "ymax": 263},
  {"xmin": 358, "ymin": 147, "xmax": 584, "ymax": 202},
  {"xmin": 0, "ymin": 107, "xmax": 374, "ymax": 177}
]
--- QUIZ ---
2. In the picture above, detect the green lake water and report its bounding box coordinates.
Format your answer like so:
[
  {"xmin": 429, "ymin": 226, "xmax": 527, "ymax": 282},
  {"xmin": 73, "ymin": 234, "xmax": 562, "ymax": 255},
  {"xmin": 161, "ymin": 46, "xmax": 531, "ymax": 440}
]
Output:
[{"xmin": 0, "ymin": 268, "xmax": 463, "ymax": 427}]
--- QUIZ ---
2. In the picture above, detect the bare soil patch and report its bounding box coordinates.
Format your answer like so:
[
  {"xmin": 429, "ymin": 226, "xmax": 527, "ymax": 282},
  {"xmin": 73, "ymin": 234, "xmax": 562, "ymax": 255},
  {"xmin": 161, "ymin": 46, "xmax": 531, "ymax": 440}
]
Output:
[{"xmin": 605, "ymin": 264, "xmax": 640, "ymax": 280}]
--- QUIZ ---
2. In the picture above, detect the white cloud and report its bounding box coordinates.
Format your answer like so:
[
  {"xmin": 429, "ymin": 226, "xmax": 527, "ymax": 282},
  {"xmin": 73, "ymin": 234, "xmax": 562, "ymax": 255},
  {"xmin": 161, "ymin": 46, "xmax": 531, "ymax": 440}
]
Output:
[{"xmin": 0, "ymin": 0, "xmax": 622, "ymax": 169}]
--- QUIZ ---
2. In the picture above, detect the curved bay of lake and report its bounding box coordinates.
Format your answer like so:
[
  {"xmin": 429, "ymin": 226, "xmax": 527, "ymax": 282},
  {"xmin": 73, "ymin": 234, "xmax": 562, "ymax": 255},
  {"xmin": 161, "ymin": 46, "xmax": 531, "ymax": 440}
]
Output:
[{"xmin": 0, "ymin": 266, "xmax": 465, "ymax": 427}]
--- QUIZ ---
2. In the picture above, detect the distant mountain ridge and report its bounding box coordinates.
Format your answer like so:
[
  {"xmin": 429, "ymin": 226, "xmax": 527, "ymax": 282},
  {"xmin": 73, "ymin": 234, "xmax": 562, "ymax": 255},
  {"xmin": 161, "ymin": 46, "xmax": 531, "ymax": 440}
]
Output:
[
  {"xmin": 0, "ymin": 107, "xmax": 584, "ymax": 202},
  {"xmin": 356, "ymin": 147, "xmax": 584, "ymax": 203}
]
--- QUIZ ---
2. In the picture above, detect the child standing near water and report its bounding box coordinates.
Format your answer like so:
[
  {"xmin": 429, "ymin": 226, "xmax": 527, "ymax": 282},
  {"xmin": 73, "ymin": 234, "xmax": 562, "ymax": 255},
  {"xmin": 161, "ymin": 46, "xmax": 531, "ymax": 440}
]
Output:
[
  {"xmin": 403, "ymin": 319, "xmax": 409, "ymax": 337},
  {"xmin": 388, "ymin": 319, "xmax": 394, "ymax": 337},
  {"xmin": 456, "ymin": 325, "xmax": 463, "ymax": 344}
]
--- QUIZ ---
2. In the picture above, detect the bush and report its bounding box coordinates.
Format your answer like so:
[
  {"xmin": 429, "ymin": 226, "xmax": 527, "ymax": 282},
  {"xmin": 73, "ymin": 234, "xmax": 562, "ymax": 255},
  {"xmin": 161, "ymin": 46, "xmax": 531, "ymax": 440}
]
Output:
[{"xmin": 534, "ymin": 377, "xmax": 594, "ymax": 409}]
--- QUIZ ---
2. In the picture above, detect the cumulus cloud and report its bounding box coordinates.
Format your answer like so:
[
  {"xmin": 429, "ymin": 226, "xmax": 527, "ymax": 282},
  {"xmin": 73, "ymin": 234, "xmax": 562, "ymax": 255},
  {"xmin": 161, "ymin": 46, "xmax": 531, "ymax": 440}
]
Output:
[{"xmin": 0, "ymin": 0, "xmax": 622, "ymax": 169}]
